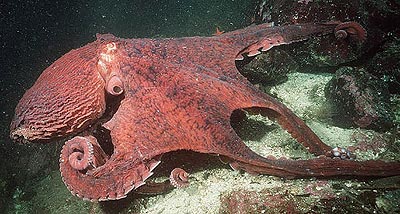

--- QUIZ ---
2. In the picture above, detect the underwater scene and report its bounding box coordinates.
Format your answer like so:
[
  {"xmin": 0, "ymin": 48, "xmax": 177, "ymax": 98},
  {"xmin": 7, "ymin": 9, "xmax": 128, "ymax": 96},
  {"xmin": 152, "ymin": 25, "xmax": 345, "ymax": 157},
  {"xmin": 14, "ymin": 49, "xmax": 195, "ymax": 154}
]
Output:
[{"xmin": 1, "ymin": 0, "xmax": 400, "ymax": 213}]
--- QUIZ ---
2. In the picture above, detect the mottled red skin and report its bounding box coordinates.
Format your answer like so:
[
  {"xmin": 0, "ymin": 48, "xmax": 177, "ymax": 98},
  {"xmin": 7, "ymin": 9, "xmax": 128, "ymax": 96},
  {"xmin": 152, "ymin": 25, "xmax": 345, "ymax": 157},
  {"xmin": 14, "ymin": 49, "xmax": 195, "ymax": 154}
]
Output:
[{"xmin": 10, "ymin": 21, "xmax": 400, "ymax": 201}]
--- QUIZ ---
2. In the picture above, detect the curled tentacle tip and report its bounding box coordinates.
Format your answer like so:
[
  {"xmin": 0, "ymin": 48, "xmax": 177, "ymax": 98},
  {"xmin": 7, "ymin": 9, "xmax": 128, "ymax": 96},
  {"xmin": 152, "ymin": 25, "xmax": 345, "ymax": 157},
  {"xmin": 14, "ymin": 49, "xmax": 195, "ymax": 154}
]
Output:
[
  {"xmin": 334, "ymin": 30, "xmax": 348, "ymax": 40},
  {"xmin": 61, "ymin": 135, "xmax": 108, "ymax": 172},
  {"xmin": 106, "ymin": 75, "xmax": 124, "ymax": 95},
  {"xmin": 334, "ymin": 21, "xmax": 367, "ymax": 42},
  {"xmin": 169, "ymin": 168, "xmax": 190, "ymax": 188},
  {"xmin": 66, "ymin": 137, "xmax": 94, "ymax": 171}
]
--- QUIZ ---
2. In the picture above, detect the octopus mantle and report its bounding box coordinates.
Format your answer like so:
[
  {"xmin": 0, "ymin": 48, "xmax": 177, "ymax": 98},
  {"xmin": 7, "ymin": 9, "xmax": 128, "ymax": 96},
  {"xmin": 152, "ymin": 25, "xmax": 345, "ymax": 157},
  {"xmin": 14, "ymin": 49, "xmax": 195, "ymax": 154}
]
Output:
[{"xmin": 10, "ymin": 21, "xmax": 400, "ymax": 201}]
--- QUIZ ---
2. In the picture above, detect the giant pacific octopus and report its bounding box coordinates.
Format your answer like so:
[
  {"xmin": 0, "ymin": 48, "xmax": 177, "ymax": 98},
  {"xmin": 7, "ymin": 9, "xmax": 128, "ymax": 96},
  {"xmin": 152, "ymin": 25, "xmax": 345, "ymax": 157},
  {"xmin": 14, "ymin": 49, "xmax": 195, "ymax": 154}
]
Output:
[{"xmin": 10, "ymin": 21, "xmax": 400, "ymax": 201}]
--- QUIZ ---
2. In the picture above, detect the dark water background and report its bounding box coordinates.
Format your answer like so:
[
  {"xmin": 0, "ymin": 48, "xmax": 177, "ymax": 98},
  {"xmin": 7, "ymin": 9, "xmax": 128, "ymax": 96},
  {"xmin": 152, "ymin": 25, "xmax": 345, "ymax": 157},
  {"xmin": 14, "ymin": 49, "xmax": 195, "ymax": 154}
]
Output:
[{"xmin": 0, "ymin": 0, "xmax": 254, "ymax": 212}]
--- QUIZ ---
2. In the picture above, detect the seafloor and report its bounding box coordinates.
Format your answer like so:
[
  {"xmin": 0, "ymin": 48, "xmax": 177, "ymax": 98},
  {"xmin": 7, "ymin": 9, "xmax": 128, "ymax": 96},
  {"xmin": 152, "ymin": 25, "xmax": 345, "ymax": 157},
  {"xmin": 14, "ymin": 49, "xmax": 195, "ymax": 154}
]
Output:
[{"xmin": 1, "ymin": 0, "xmax": 400, "ymax": 214}]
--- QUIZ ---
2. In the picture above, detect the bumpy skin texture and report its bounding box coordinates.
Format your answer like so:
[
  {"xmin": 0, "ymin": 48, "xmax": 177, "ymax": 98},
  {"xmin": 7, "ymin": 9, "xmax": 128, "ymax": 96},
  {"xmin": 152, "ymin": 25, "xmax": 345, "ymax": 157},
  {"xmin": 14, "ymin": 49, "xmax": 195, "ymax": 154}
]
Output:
[
  {"xmin": 10, "ymin": 43, "xmax": 106, "ymax": 142},
  {"xmin": 10, "ymin": 22, "xmax": 400, "ymax": 201}
]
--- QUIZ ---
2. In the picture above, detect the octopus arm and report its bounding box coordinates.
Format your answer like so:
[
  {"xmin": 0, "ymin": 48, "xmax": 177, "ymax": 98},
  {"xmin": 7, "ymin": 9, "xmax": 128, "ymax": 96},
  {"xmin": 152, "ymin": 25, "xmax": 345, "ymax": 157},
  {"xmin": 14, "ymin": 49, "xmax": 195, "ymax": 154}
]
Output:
[
  {"xmin": 225, "ymin": 156, "xmax": 400, "ymax": 178},
  {"xmin": 59, "ymin": 135, "xmax": 161, "ymax": 201},
  {"xmin": 215, "ymin": 22, "xmax": 340, "ymax": 61},
  {"xmin": 167, "ymin": 22, "xmax": 365, "ymax": 102},
  {"xmin": 149, "ymin": 22, "xmax": 342, "ymax": 83},
  {"xmin": 103, "ymin": 62, "xmax": 400, "ymax": 179}
]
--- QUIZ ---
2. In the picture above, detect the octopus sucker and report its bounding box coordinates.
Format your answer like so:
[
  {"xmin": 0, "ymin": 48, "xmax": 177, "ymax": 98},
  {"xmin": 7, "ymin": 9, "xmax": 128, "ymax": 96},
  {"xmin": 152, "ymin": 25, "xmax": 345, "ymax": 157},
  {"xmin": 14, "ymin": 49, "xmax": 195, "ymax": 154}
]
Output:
[
  {"xmin": 149, "ymin": 159, "xmax": 161, "ymax": 172},
  {"xmin": 169, "ymin": 168, "xmax": 190, "ymax": 188},
  {"xmin": 247, "ymin": 50, "xmax": 262, "ymax": 57}
]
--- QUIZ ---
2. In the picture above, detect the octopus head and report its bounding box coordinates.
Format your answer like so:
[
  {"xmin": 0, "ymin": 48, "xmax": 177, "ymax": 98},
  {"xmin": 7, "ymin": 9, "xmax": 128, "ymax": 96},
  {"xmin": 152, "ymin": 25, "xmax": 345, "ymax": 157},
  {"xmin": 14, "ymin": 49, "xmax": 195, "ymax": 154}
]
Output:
[{"xmin": 10, "ymin": 39, "xmax": 124, "ymax": 143}]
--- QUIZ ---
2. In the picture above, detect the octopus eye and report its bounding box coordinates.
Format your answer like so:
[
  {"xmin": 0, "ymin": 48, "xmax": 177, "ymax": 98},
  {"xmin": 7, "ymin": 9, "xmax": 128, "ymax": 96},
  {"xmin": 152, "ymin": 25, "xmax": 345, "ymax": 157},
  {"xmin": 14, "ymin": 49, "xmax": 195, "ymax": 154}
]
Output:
[
  {"xmin": 112, "ymin": 85, "xmax": 122, "ymax": 94},
  {"xmin": 106, "ymin": 75, "xmax": 124, "ymax": 96}
]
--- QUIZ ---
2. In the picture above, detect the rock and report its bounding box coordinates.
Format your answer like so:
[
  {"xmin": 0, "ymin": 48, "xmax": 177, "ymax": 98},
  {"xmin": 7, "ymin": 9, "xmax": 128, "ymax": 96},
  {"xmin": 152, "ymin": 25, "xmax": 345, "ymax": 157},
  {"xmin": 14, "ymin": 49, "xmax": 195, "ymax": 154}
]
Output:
[
  {"xmin": 237, "ymin": 49, "xmax": 296, "ymax": 85},
  {"xmin": 366, "ymin": 37, "xmax": 400, "ymax": 94},
  {"xmin": 325, "ymin": 66, "xmax": 395, "ymax": 131}
]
